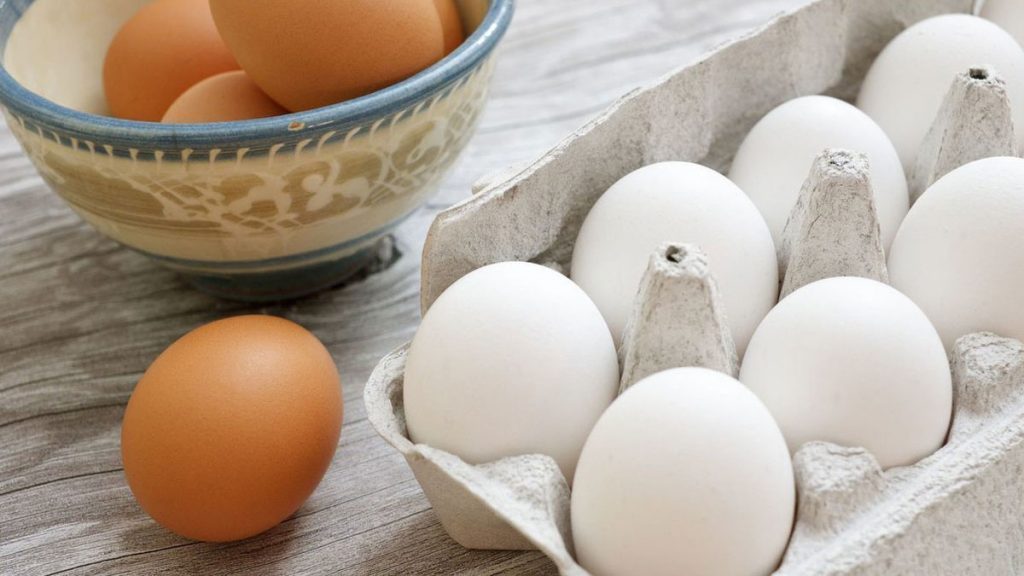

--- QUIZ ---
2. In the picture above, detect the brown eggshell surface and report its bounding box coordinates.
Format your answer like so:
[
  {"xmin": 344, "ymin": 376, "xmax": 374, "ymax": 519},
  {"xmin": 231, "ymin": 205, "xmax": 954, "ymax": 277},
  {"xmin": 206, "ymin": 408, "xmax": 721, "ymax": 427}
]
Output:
[
  {"xmin": 103, "ymin": 0, "xmax": 240, "ymax": 121},
  {"xmin": 162, "ymin": 71, "xmax": 288, "ymax": 123},
  {"xmin": 436, "ymin": 0, "xmax": 467, "ymax": 54},
  {"xmin": 209, "ymin": 0, "xmax": 447, "ymax": 111},
  {"xmin": 121, "ymin": 316, "xmax": 343, "ymax": 542}
]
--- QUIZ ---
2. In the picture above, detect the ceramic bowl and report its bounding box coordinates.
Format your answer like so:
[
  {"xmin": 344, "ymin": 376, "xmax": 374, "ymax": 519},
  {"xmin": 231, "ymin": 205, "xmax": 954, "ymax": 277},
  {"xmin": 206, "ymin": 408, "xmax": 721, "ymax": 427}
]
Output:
[{"xmin": 0, "ymin": 0, "xmax": 513, "ymax": 301}]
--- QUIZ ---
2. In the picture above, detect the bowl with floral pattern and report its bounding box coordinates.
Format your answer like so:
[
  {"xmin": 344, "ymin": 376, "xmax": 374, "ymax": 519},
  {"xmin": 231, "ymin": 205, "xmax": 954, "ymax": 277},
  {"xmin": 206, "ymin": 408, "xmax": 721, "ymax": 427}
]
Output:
[{"xmin": 0, "ymin": 0, "xmax": 513, "ymax": 301}]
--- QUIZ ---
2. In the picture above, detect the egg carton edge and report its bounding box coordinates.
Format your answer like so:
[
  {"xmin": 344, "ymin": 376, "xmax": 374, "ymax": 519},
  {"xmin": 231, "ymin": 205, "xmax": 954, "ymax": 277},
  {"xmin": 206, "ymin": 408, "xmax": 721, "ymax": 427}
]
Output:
[{"xmin": 358, "ymin": 0, "xmax": 1024, "ymax": 574}]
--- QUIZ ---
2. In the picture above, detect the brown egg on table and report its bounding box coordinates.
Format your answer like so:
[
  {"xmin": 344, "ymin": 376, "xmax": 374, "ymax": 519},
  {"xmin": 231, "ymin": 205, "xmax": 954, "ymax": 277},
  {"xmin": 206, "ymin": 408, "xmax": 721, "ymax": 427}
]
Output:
[
  {"xmin": 436, "ymin": 0, "xmax": 466, "ymax": 54},
  {"xmin": 121, "ymin": 316, "xmax": 343, "ymax": 542},
  {"xmin": 103, "ymin": 0, "xmax": 240, "ymax": 121},
  {"xmin": 209, "ymin": 0, "xmax": 448, "ymax": 111},
  {"xmin": 162, "ymin": 71, "xmax": 287, "ymax": 124}
]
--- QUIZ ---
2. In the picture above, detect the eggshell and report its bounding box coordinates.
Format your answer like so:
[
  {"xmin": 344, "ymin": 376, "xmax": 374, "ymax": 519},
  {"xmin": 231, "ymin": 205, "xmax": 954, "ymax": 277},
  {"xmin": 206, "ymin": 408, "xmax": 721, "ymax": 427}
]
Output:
[
  {"xmin": 981, "ymin": 0, "xmax": 1024, "ymax": 49},
  {"xmin": 571, "ymin": 368, "xmax": 794, "ymax": 576},
  {"xmin": 162, "ymin": 71, "xmax": 287, "ymax": 124},
  {"xmin": 121, "ymin": 316, "xmax": 343, "ymax": 542},
  {"xmin": 209, "ymin": 0, "xmax": 446, "ymax": 112},
  {"xmin": 570, "ymin": 161, "xmax": 778, "ymax": 355},
  {"xmin": 740, "ymin": 277, "xmax": 952, "ymax": 469},
  {"xmin": 403, "ymin": 262, "xmax": 619, "ymax": 482},
  {"xmin": 889, "ymin": 156, "xmax": 1024, "ymax": 351},
  {"xmin": 729, "ymin": 95, "xmax": 908, "ymax": 252},
  {"xmin": 436, "ymin": 0, "xmax": 466, "ymax": 54},
  {"xmin": 103, "ymin": 0, "xmax": 240, "ymax": 121},
  {"xmin": 857, "ymin": 14, "xmax": 1024, "ymax": 172}
]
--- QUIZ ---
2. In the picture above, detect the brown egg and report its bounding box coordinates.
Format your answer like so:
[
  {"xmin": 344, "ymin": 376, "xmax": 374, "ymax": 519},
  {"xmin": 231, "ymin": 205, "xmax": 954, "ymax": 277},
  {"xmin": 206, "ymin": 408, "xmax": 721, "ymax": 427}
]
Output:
[
  {"xmin": 162, "ymin": 71, "xmax": 287, "ymax": 124},
  {"xmin": 121, "ymin": 316, "xmax": 343, "ymax": 542},
  {"xmin": 209, "ymin": 0, "xmax": 446, "ymax": 111},
  {"xmin": 104, "ymin": 0, "xmax": 240, "ymax": 121},
  {"xmin": 436, "ymin": 0, "xmax": 466, "ymax": 54}
]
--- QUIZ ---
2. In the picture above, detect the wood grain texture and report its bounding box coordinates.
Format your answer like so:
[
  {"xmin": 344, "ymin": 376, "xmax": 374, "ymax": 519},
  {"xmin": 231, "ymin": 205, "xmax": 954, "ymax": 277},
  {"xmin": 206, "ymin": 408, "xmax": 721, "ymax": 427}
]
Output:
[{"xmin": 0, "ymin": 1, "xmax": 806, "ymax": 573}]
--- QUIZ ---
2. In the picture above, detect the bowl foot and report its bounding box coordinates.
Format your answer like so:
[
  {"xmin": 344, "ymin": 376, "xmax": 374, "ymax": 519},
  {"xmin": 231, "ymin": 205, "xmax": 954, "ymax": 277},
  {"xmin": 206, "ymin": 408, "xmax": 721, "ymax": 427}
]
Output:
[{"xmin": 180, "ymin": 236, "xmax": 400, "ymax": 302}]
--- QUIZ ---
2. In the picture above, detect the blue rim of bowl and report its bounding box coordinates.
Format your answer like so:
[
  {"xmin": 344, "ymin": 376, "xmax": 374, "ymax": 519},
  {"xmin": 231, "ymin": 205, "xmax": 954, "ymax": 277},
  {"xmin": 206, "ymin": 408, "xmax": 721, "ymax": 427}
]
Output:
[{"xmin": 0, "ymin": 0, "xmax": 515, "ymax": 152}]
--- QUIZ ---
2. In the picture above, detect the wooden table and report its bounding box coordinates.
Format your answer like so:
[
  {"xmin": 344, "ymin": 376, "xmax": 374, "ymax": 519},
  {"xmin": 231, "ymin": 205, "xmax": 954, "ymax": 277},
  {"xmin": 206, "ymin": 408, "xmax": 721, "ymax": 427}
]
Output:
[{"xmin": 1, "ymin": 1, "xmax": 805, "ymax": 573}]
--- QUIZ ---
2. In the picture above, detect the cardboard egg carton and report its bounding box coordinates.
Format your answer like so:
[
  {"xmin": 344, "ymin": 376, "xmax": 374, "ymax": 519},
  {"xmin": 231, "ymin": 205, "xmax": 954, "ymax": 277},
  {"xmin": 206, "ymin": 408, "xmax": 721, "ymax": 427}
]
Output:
[{"xmin": 365, "ymin": 0, "xmax": 1024, "ymax": 573}]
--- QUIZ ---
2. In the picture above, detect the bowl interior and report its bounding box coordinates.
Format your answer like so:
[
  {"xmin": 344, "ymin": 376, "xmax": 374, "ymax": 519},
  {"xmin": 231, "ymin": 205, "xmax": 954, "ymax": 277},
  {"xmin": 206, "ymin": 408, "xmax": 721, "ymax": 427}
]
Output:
[
  {"xmin": 3, "ymin": 0, "xmax": 147, "ymax": 115},
  {"xmin": 1, "ymin": 0, "xmax": 493, "ymax": 118}
]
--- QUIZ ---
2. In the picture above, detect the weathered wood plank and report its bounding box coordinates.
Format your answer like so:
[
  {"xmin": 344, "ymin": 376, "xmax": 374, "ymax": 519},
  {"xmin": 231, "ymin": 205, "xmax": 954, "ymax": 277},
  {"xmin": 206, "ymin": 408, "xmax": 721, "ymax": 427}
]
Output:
[{"xmin": 0, "ymin": 1, "xmax": 805, "ymax": 573}]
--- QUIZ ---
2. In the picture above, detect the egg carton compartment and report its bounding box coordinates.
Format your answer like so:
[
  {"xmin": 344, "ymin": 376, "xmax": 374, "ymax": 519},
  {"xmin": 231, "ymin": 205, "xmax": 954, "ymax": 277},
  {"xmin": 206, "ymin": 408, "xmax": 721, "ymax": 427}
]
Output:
[
  {"xmin": 367, "ymin": 330, "xmax": 1024, "ymax": 575},
  {"xmin": 365, "ymin": 0, "xmax": 1024, "ymax": 573}
]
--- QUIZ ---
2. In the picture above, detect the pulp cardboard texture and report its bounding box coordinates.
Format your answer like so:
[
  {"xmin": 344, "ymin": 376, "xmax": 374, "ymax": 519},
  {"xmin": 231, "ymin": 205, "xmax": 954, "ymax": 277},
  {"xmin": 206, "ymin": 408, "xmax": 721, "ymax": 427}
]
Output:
[
  {"xmin": 364, "ymin": 0, "xmax": 1024, "ymax": 573},
  {"xmin": 617, "ymin": 243, "xmax": 739, "ymax": 391},
  {"xmin": 779, "ymin": 149, "xmax": 888, "ymax": 299},
  {"xmin": 418, "ymin": 0, "xmax": 971, "ymax": 312},
  {"xmin": 910, "ymin": 66, "xmax": 1019, "ymax": 202}
]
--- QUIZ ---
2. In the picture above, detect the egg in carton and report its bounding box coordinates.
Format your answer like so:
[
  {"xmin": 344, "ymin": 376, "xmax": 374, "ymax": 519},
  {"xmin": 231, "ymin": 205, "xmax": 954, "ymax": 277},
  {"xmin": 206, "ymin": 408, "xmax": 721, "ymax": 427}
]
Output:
[{"xmin": 365, "ymin": 0, "xmax": 1024, "ymax": 573}]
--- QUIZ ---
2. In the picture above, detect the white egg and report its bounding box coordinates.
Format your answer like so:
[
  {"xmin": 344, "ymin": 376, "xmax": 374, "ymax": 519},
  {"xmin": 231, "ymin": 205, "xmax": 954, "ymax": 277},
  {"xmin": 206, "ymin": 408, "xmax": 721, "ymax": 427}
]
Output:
[
  {"xmin": 889, "ymin": 156, "xmax": 1024, "ymax": 351},
  {"xmin": 981, "ymin": 0, "xmax": 1024, "ymax": 49},
  {"xmin": 571, "ymin": 368, "xmax": 794, "ymax": 576},
  {"xmin": 403, "ymin": 261, "xmax": 619, "ymax": 482},
  {"xmin": 570, "ymin": 161, "xmax": 778, "ymax": 354},
  {"xmin": 740, "ymin": 277, "xmax": 952, "ymax": 469},
  {"xmin": 857, "ymin": 14, "xmax": 1024, "ymax": 173},
  {"xmin": 729, "ymin": 95, "xmax": 908, "ymax": 252}
]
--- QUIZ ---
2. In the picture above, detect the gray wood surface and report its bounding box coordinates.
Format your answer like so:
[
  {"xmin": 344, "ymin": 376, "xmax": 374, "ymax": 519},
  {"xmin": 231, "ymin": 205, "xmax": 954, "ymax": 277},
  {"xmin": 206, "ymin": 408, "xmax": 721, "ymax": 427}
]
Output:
[{"xmin": 1, "ymin": 1, "xmax": 804, "ymax": 573}]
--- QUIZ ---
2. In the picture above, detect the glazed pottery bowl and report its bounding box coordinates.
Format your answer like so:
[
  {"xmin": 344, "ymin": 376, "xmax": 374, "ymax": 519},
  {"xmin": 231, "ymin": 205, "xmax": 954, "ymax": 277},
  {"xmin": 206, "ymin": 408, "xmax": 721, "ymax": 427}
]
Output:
[{"xmin": 0, "ymin": 0, "xmax": 513, "ymax": 301}]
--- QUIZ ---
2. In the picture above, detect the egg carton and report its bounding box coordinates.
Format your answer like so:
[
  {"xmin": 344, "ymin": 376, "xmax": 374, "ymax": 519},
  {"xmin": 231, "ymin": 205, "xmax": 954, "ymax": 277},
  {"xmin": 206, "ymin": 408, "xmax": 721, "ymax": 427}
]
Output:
[{"xmin": 364, "ymin": 0, "xmax": 1024, "ymax": 573}]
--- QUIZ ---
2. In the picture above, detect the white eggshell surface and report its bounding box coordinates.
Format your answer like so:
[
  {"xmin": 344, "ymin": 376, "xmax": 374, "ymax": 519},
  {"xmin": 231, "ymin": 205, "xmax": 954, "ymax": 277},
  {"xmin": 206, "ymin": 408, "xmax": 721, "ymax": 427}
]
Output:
[
  {"xmin": 857, "ymin": 14, "xmax": 1024, "ymax": 172},
  {"xmin": 981, "ymin": 0, "xmax": 1024, "ymax": 50},
  {"xmin": 729, "ymin": 95, "xmax": 908, "ymax": 252},
  {"xmin": 740, "ymin": 277, "xmax": 952, "ymax": 469},
  {"xmin": 889, "ymin": 156, "xmax": 1024, "ymax": 352},
  {"xmin": 403, "ymin": 262, "xmax": 619, "ymax": 482},
  {"xmin": 570, "ymin": 162, "xmax": 778, "ymax": 354},
  {"xmin": 571, "ymin": 368, "xmax": 795, "ymax": 576}
]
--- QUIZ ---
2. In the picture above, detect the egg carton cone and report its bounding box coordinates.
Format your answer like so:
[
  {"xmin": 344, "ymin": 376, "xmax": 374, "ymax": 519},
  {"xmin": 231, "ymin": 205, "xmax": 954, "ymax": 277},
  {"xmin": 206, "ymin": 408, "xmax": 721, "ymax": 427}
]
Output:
[
  {"xmin": 779, "ymin": 148, "xmax": 888, "ymax": 299},
  {"xmin": 617, "ymin": 243, "xmax": 739, "ymax": 390},
  {"xmin": 778, "ymin": 333, "xmax": 1024, "ymax": 575},
  {"xmin": 364, "ymin": 0, "xmax": 1024, "ymax": 573},
  {"xmin": 418, "ymin": 0, "xmax": 974, "ymax": 312},
  {"xmin": 367, "ymin": 330, "xmax": 1024, "ymax": 575},
  {"xmin": 909, "ymin": 66, "xmax": 1018, "ymax": 203}
]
